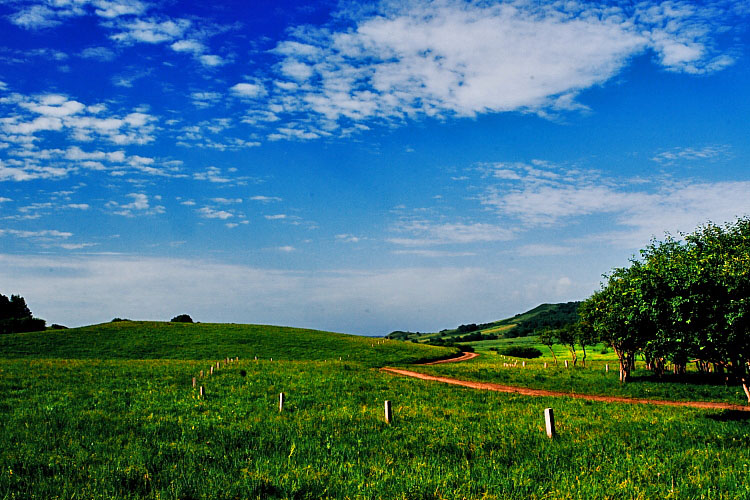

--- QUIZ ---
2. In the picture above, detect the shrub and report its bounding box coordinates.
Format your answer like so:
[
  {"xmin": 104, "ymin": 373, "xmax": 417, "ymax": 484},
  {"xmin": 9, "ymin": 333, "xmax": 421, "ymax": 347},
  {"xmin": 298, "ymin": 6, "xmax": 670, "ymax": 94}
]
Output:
[
  {"xmin": 495, "ymin": 346, "xmax": 543, "ymax": 359},
  {"xmin": 170, "ymin": 314, "xmax": 194, "ymax": 323}
]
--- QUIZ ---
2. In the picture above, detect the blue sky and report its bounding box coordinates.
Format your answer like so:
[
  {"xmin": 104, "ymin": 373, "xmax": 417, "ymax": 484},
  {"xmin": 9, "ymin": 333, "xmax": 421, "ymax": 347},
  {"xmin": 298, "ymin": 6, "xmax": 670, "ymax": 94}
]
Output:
[{"xmin": 1, "ymin": 0, "xmax": 749, "ymax": 335}]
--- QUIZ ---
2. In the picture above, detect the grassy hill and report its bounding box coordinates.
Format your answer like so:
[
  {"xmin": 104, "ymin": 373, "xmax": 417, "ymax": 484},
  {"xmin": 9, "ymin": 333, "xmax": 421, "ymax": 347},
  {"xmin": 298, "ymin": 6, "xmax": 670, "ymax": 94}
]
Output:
[
  {"xmin": 387, "ymin": 301, "xmax": 581, "ymax": 342},
  {"xmin": 0, "ymin": 320, "xmax": 455, "ymax": 367}
]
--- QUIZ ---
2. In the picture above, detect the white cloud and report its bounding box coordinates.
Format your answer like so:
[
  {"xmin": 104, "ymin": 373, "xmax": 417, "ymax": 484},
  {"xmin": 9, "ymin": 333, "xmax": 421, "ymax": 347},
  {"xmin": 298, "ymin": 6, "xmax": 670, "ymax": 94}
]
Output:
[
  {"xmin": 0, "ymin": 197, "xmax": 11, "ymax": 203},
  {"xmin": 107, "ymin": 193, "xmax": 165, "ymax": 216},
  {"xmin": 10, "ymin": 0, "xmax": 147, "ymax": 30},
  {"xmin": 111, "ymin": 18, "xmax": 191, "ymax": 44},
  {"xmin": 652, "ymin": 145, "xmax": 731, "ymax": 164},
  {"xmin": 0, "ymin": 229, "xmax": 72, "ymax": 239},
  {"xmin": 250, "ymin": 195, "xmax": 282, "ymax": 203},
  {"xmin": 190, "ymin": 92, "xmax": 223, "ymax": 108},
  {"xmin": 0, "ymin": 253, "xmax": 581, "ymax": 334},
  {"xmin": 389, "ymin": 220, "xmax": 514, "ymax": 247},
  {"xmin": 199, "ymin": 54, "xmax": 225, "ymax": 67},
  {"xmin": 392, "ymin": 249, "xmax": 476, "ymax": 257},
  {"xmin": 277, "ymin": 245, "xmax": 295, "ymax": 252},
  {"xmin": 230, "ymin": 82, "xmax": 266, "ymax": 99},
  {"xmin": 479, "ymin": 161, "xmax": 750, "ymax": 248},
  {"xmin": 171, "ymin": 39, "xmax": 205, "ymax": 54},
  {"xmin": 336, "ymin": 234, "xmax": 361, "ymax": 243},
  {"xmin": 2, "ymin": 92, "xmax": 157, "ymax": 145},
  {"xmin": 265, "ymin": 214, "xmax": 287, "ymax": 220},
  {"xmin": 79, "ymin": 46, "xmax": 117, "ymax": 61},
  {"xmin": 197, "ymin": 207, "xmax": 233, "ymax": 220},
  {"xmin": 238, "ymin": 0, "xmax": 742, "ymax": 140}
]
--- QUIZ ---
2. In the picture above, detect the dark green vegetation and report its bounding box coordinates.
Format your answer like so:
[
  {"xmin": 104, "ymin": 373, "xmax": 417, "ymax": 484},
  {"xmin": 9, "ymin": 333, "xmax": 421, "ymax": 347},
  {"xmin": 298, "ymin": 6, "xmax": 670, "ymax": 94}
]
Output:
[
  {"xmin": 0, "ymin": 292, "xmax": 45, "ymax": 335},
  {"xmin": 0, "ymin": 321, "xmax": 454, "ymax": 367},
  {"xmin": 170, "ymin": 314, "xmax": 194, "ymax": 323},
  {"xmin": 493, "ymin": 346, "xmax": 543, "ymax": 359},
  {"xmin": 578, "ymin": 217, "xmax": 750, "ymax": 399},
  {"xmin": 387, "ymin": 302, "xmax": 581, "ymax": 342},
  {"xmin": 3, "ymin": 358, "xmax": 750, "ymax": 499}
]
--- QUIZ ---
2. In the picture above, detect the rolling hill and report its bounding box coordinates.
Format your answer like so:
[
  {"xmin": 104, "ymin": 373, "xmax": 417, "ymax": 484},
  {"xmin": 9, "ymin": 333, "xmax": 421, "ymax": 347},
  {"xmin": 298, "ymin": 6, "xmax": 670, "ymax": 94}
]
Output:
[
  {"xmin": 0, "ymin": 320, "xmax": 456, "ymax": 367},
  {"xmin": 387, "ymin": 302, "xmax": 581, "ymax": 342}
]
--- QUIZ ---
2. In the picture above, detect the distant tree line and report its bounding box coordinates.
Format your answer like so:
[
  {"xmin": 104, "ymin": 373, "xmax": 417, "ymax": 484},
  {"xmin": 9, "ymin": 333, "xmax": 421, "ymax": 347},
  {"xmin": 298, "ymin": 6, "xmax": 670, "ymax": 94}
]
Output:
[
  {"xmin": 0, "ymin": 293, "xmax": 46, "ymax": 334},
  {"xmin": 577, "ymin": 217, "xmax": 750, "ymax": 401}
]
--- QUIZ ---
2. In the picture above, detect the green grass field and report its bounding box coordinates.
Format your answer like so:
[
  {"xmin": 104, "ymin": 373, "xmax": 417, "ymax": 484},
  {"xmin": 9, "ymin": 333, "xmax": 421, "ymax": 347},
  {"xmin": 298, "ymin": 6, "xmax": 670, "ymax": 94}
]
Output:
[
  {"xmin": 2, "ymin": 322, "xmax": 749, "ymax": 499},
  {"xmin": 0, "ymin": 321, "xmax": 455, "ymax": 367}
]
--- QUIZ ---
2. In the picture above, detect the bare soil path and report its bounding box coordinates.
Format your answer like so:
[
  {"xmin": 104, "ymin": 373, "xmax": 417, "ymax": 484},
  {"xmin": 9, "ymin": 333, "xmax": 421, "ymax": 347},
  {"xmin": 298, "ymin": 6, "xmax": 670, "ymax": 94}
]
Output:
[
  {"xmin": 382, "ymin": 354, "xmax": 750, "ymax": 412},
  {"xmin": 420, "ymin": 351, "xmax": 479, "ymax": 364}
]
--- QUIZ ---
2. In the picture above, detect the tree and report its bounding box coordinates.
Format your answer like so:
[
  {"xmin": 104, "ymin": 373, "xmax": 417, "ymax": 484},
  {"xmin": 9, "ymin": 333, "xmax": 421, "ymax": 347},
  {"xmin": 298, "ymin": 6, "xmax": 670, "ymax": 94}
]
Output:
[
  {"xmin": 171, "ymin": 314, "xmax": 194, "ymax": 323},
  {"xmin": 557, "ymin": 323, "xmax": 578, "ymax": 366},
  {"xmin": 0, "ymin": 292, "xmax": 46, "ymax": 334},
  {"xmin": 537, "ymin": 327, "xmax": 558, "ymax": 365}
]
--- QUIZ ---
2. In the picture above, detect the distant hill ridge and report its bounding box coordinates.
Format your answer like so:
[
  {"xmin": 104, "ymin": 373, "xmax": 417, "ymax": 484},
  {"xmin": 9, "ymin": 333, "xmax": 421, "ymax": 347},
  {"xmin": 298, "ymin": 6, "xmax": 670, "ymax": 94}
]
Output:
[{"xmin": 387, "ymin": 302, "xmax": 582, "ymax": 342}]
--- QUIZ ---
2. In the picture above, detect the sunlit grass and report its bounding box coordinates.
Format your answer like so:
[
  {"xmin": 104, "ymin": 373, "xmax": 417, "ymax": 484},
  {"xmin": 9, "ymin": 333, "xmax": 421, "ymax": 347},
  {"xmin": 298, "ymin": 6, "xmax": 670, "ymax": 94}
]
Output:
[{"xmin": 1, "ymin": 358, "xmax": 749, "ymax": 499}]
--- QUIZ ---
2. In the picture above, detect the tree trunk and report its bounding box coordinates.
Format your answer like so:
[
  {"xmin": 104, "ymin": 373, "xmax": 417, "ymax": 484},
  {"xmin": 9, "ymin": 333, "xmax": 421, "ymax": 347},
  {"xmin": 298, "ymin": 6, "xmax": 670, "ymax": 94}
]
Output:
[
  {"xmin": 545, "ymin": 345, "xmax": 558, "ymax": 365},
  {"xmin": 567, "ymin": 345, "xmax": 577, "ymax": 367},
  {"xmin": 613, "ymin": 345, "xmax": 630, "ymax": 383},
  {"xmin": 581, "ymin": 344, "xmax": 587, "ymax": 368}
]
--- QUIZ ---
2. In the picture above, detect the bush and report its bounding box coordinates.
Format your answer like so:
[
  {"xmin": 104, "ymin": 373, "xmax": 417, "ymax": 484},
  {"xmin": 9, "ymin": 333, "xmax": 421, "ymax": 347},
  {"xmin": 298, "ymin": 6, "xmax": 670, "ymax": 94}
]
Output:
[
  {"xmin": 495, "ymin": 346, "xmax": 543, "ymax": 359},
  {"xmin": 111, "ymin": 318, "xmax": 131, "ymax": 322},
  {"xmin": 49, "ymin": 324, "xmax": 68, "ymax": 330},
  {"xmin": 170, "ymin": 314, "xmax": 194, "ymax": 323}
]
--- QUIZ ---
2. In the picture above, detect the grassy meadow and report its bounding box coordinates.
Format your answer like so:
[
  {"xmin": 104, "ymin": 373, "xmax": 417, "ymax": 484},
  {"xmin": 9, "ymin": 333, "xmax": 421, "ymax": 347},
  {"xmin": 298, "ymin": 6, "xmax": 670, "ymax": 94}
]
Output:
[
  {"xmin": 414, "ymin": 342, "xmax": 750, "ymax": 406},
  {"xmin": 1, "ymin": 322, "xmax": 749, "ymax": 499}
]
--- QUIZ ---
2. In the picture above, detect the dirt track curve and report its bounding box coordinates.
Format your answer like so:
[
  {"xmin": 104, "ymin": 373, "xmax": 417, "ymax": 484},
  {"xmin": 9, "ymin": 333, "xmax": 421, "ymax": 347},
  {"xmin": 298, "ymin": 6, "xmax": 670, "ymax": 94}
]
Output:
[{"xmin": 382, "ymin": 353, "xmax": 750, "ymax": 412}]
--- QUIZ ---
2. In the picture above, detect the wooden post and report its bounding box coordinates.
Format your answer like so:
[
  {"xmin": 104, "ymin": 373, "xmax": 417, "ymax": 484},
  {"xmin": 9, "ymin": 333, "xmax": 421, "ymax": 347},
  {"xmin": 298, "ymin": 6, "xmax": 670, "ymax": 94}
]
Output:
[
  {"xmin": 544, "ymin": 408, "xmax": 556, "ymax": 438},
  {"xmin": 564, "ymin": 360, "xmax": 569, "ymax": 368},
  {"xmin": 544, "ymin": 362, "xmax": 548, "ymax": 369},
  {"xmin": 606, "ymin": 364, "xmax": 609, "ymax": 373},
  {"xmin": 210, "ymin": 366, "xmax": 214, "ymax": 375},
  {"xmin": 192, "ymin": 377, "xmax": 196, "ymax": 387},
  {"xmin": 279, "ymin": 392, "xmax": 285, "ymax": 412},
  {"xmin": 255, "ymin": 356, "xmax": 258, "ymax": 361},
  {"xmin": 522, "ymin": 361, "xmax": 526, "ymax": 368},
  {"xmin": 384, "ymin": 400, "xmax": 392, "ymax": 424},
  {"xmin": 199, "ymin": 370, "xmax": 203, "ymax": 378},
  {"xmin": 199, "ymin": 386, "xmax": 205, "ymax": 399}
]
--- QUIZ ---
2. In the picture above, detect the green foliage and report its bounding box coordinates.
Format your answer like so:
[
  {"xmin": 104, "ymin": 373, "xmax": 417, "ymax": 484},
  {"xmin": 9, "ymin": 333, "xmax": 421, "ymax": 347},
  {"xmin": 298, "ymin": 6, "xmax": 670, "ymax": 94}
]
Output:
[
  {"xmin": 0, "ymin": 293, "xmax": 45, "ymax": 335},
  {"xmin": 494, "ymin": 346, "xmax": 543, "ymax": 358},
  {"xmin": 170, "ymin": 314, "xmax": 193, "ymax": 323},
  {"xmin": 580, "ymin": 216, "xmax": 750, "ymax": 392}
]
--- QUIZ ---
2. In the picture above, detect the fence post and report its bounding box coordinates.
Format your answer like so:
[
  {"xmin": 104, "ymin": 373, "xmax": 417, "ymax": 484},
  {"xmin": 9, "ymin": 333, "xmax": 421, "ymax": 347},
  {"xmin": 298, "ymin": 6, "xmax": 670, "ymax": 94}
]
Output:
[
  {"xmin": 384, "ymin": 400, "xmax": 392, "ymax": 424},
  {"xmin": 192, "ymin": 377, "xmax": 196, "ymax": 387},
  {"xmin": 606, "ymin": 364, "xmax": 609, "ymax": 373},
  {"xmin": 199, "ymin": 386, "xmax": 205, "ymax": 399},
  {"xmin": 279, "ymin": 392, "xmax": 285, "ymax": 412},
  {"xmin": 564, "ymin": 360, "xmax": 569, "ymax": 368},
  {"xmin": 544, "ymin": 408, "xmax": 556, "ymax": 438}
]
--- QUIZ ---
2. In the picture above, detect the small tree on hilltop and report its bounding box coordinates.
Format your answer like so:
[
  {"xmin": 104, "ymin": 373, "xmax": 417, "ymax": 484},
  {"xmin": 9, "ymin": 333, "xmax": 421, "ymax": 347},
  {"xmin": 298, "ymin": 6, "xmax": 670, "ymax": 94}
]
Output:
[{"xmin": 171, "ymin": 314, "xmax": 193, "ymax": 323}]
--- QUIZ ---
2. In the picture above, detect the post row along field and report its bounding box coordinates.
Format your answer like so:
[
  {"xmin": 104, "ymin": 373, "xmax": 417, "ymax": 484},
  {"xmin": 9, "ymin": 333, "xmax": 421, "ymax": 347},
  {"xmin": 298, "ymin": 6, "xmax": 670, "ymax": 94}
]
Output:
[{"xmin": 1, "ymin": 321, "xmax": 749, "ymax": 499}]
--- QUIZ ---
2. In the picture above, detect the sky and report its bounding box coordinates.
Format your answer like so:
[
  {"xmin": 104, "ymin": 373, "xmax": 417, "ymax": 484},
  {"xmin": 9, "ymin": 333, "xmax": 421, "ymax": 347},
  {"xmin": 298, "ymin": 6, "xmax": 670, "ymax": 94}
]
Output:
[{"xmin": 0, "ymin": 0, "xmax": 749, "ymax": 335}]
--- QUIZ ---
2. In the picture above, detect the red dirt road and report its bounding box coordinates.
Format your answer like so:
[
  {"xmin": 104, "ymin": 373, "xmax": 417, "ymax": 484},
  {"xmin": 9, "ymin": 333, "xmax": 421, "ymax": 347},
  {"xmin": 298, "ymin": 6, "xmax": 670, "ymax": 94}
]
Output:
[
  {"xmin": 419, "ymin": 351, "xmax": 480, "ymax": 365},
  {"xmin": 381, "ymin": 364, "xmax": 750, "ymax": 412}
]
